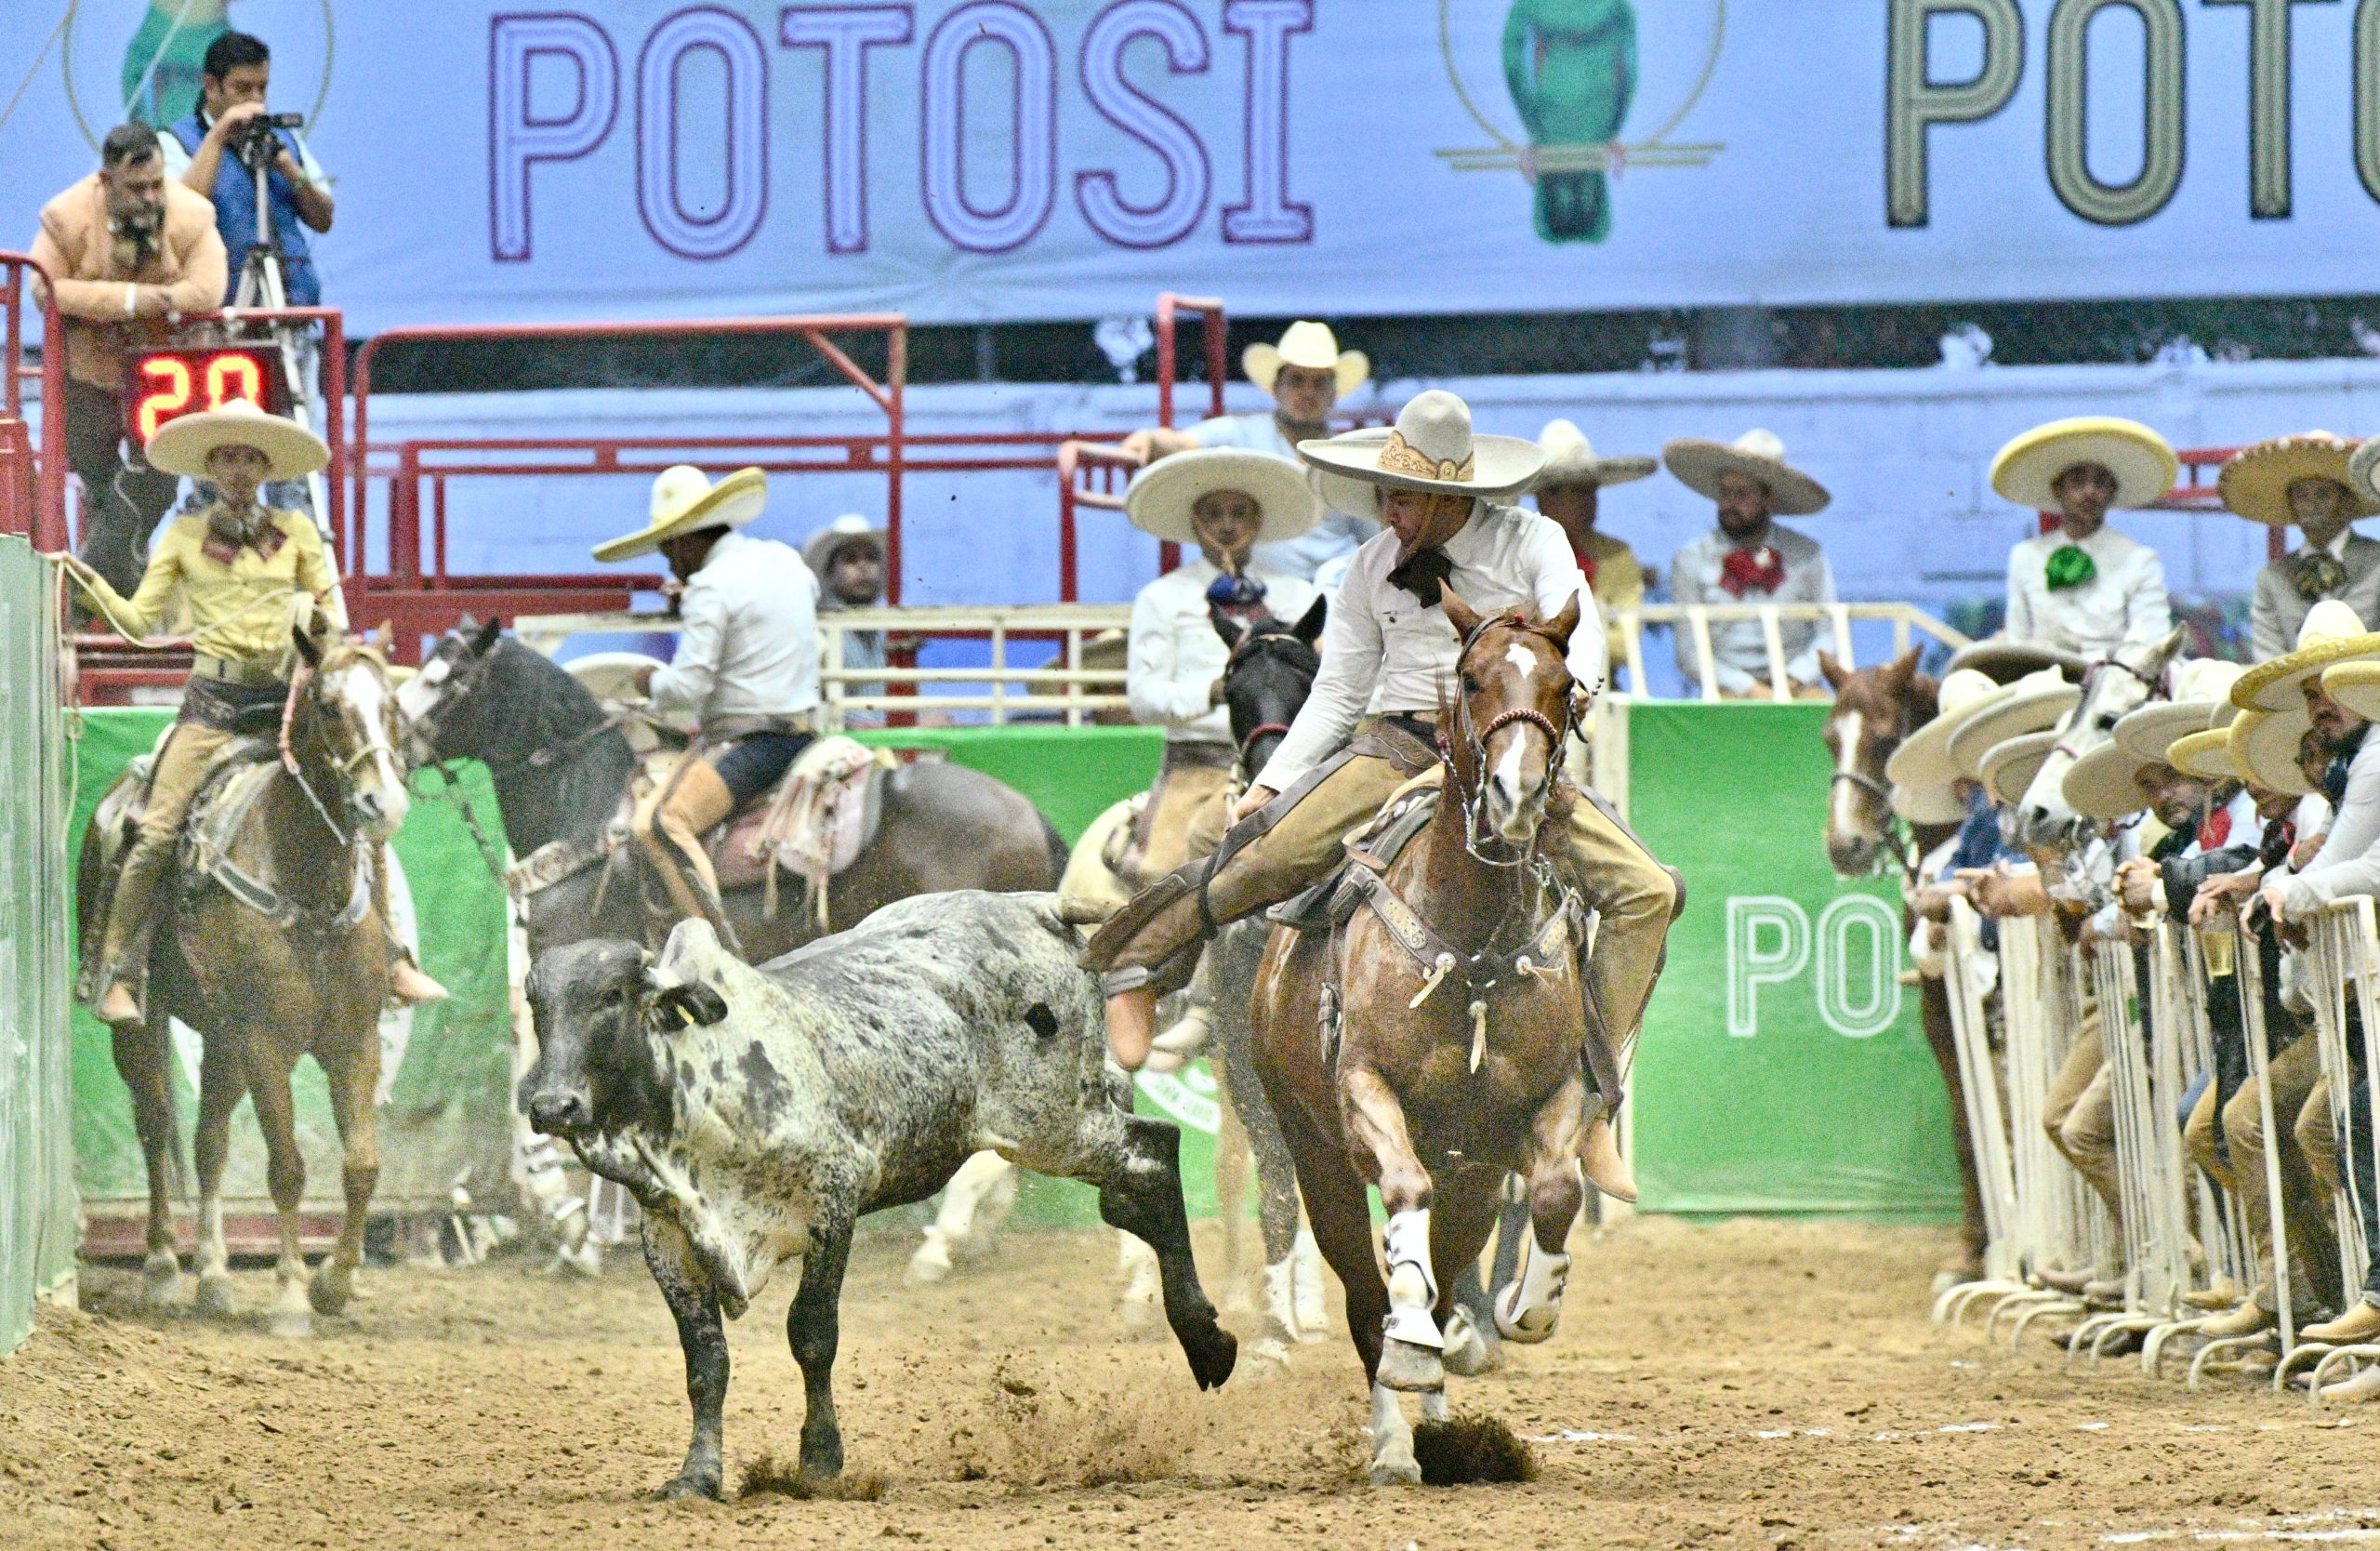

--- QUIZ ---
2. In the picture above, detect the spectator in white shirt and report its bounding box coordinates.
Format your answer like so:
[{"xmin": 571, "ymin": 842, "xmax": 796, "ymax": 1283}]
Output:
[
  {"xmin": 1991, "ymin": 417, "xmax": 2177, "ymax": 659},
  {"xmin": 1661, "ymin": 430, "xmax": 1837, "ymax": 699},
  {"xmin": 2224, "ymin": 432, "xmax": 2380, "ymax": 663}
]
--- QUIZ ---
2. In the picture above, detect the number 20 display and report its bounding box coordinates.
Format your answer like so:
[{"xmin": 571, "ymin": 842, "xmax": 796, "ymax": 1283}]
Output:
[{"xmin": 124, "ymin": 348, "xmax": 283, "ymax": 445}]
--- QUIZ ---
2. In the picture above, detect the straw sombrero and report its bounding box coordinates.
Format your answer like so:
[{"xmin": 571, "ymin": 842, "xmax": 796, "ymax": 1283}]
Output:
[
  {"xmin": 1125, "ymin": 447, "xmax": 1319, "ymax": 546},
  {"xmin": 2323, "ymin": 659, "xmax": 2380, "ymax": 722},
  {"xmin": 1298, "ymin": 391, "xmax": 1544, "ymax": 515},
  {"xmin": 2217, "ymin": 432, "xmax": 2377, "ymax": 527},
  {"xmin": 593, "ymin": 465, "xmax": 767, "ymax": 563},
  {"xmin": 2230, "ymin": 599, "xmax": 2380, "ymax": 712},
  {"xmin": 1242, "ymin": 321, "xmax": 1368, "ymax": 401},
  {"xmin": 145, "ymin": 398, "xmax": 327, "ymax": 482},
  {"xmin": 1533, "ymin": 419, "xmax": 1655, "ymax": 490},
  {"xmin": 2351, "ymin": 435, "xmax": 2380, "ymax": 507},
  {"xmin": 1662, "ymin": 430, "xmax": 1831, "ymax": 517},
  {"xmin": 2228, "ymin": 707, "xmax": 2316, "ymax": 797},
  {"xmin": 1943, "ymin": 638, "xmax": 2092, "ymax": 684},
  {"xmin": 2062, "ymin": 659, "xmax": 2243, "ymax": 819},
  {"xmin": 1945, "ymin": 668, "xmax": 2080, "ymax": 781},
  {"xmin": 1980, "ymin": 730, "xmax": 2059, "ymax": 807},
  {"xmin": 1990, "ymin": 417, "xmax": 2177, "ymax": 512},
  {"xmin": 1886, "ymin": 669, "xmax": 2011, "ymax": 795},
  {"xmin": 802, "ymin": 513, "xmax": 886, "ymax": 577},
  {"xmin": 2166, "ymin": 725, "xmax": 2241, "ymax": 784}
]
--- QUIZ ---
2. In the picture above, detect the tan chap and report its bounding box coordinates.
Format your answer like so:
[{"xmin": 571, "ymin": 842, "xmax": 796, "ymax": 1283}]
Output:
[
  {"xmin": 2041, "ymin": 1009, "xmax": 2122, "ymax": 1230},
  {"xmin": 633, "ymin": 750, "xmax": 738, "ymax": 931},
  {"xmin": 2223, "ymin": 1033, "xmax": 2337, "ymax": 1307},
  {"xmin": 99, "ymin": 721, "xmax": 233, "ymax": 994}
]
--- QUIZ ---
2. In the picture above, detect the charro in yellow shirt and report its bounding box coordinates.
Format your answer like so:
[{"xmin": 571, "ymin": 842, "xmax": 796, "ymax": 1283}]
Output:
[{"xmin": 79, "ymin": 502, "xmax": 338, "ymax": 667}]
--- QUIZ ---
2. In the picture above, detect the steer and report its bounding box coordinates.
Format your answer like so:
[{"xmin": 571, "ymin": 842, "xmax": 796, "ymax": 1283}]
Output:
[{"xmin": 522, "ymin": 891, "xmax": 1238, "ymax": 1500}]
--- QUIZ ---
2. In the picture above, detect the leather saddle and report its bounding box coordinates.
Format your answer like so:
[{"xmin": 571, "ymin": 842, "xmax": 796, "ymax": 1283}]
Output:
[
  {"xmin": 707, "ymin": 735, "xmax": 895, "ymax": 894},
  {"xmin": 1267, "ymin": 774, "xmax": 1445, "ymax": 936}
]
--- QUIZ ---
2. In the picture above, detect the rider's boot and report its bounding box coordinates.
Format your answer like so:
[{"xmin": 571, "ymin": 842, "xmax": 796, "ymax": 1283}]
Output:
[
  {"xmin": 636, "ymin": 761, "xmax": 745, "ymax": 953},
  {"xmin": 374, "ymin": 846, "xmax": 450, "ymax": 1006},
  {"xmin": 1581, "ymin": 1106, "xmax": 1638, "ymax": 1203},
  {"xmin": 94, "ymin": 837, "xmax": 171, "ymax": 1027},
  {"xmin": 1104, "ymin": 982, "xmax": 1159, "ymax": 1072}
]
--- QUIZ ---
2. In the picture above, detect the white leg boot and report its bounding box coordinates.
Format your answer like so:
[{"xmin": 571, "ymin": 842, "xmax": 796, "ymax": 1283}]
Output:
[
  {"xmin": 1493, "ymin": 1234, "xmax": 1572, "ymax": 1344},
  {"xmin": 1377, "ymin": 1209, "xmax": 1444, "ymax": 1393},
  {"xmin": 1292, "ymin": 1226, "xmax": 1328, "ymax": 1339}
]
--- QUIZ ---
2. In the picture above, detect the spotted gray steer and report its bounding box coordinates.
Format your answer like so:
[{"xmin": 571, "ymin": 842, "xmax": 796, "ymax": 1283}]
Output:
[{"xmin": 522, "ymin": 891, "xmax": 1237, "ymax": 1500}]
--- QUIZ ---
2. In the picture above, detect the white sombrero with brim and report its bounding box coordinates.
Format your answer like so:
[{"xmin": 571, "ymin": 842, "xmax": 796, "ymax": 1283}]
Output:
[
  {"xmin": 2324, "ymin": 659, "xmax": 2380, "ymax": 722},
  {"xmin": 1242, "ymin": 320, "xmax": 1368, "ymax": 400},
  {"xmin": 593, "ymin": 465, "xmax": 768, "ymax": 563},
  {"xmin": 145, "ymin": 398, "xmax": 327, "ymax": 482},
  {"xmin": 1981, "ymin": 730, "xmax": 2059, "ymax": 807},
  {"xmin": 1946, "ymin": 668, "xmax": 2080, "ymax": 782},
  {"xmin": 2217, "ymin": 431, "xmax": 2378, "ymax": 527},
  {"xmin": 1299, "ymin": 391, "xmax": 1544, "ymax": 516},
  {"xmin": 1125, "ymin": 447, "xmax": 1319, "ymax": 546},
  {"xmin": 802, "ymin": 513, "xmax": 886, "ymax": 577},
  {"xmin": 2229, "ymin": 707, "xmax": 2317, "ymax": 797},
  {"xmin": 2351, "ymin": 435, "xmax": 2380, "ymax": 507},
  {"xmin": 1943, "ymin": 638, "xmax": 2092, "ymax": 684},
  {"xmin": 1886, "ymin": 669, "xmax": 2013, "ymax": 799},
  {"xmin": 1533, "ymin": 418, "xmax": 1655, "ymax": 490},
  {"xmin": 1990, "ymin": 417, "xmax": 2178, "ymax": 512},
  {"xmin": 2063, "ymin": 658, "xmax": 2244, "ymax": 819},
  {"xmin": 2166, "ymin": 725, "xmax": 2241, "ymax": 784},
  {"xmin": 2229, "ymin": 599, "xmax": 2380, "ymax": 712},
  {"xmin": 1662, "ymin": 430, "xmax": 1831, "ymax": 517}
]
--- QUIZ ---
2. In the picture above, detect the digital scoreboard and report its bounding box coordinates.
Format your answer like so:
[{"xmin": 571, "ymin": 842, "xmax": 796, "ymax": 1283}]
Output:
[{"xmin": 123, "ymin": 346, "xmax": 287, "ymax": 446}]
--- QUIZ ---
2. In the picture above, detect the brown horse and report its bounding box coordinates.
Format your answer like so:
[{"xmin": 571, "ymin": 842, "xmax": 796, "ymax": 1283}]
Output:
[
  {"xmin": 1815, "ymin": 647, "xmax": 1982, "ymax": 1285},
  {"xmin": 1250, "ymin": 590, "xmax": 1589, "ymax": 1486},
  {"xmin": 78, "ymin": 619, "xmax": 410, "ymax": 1335}
]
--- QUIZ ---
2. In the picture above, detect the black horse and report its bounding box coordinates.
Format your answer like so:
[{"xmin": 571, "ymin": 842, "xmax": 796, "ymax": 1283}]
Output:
[{"xmin": 396, "ymin": 619, "xmax": 1067, "ymax": 963}]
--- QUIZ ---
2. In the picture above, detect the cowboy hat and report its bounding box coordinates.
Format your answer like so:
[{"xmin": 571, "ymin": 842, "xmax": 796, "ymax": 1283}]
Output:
[
  {"xmin": 1125, "ymin": 446, "xmax": 1319, "ymax": 546},
  {"xmin": 2217, "ymin": 431, "xmax": 2378, "ymax": 527},
  {"xmin": 144, "ymin": 398, "xmax": 327, "ymax": 482},
  {"xmin": 1886, "ymin": 669, "xmax": 2012, "ymax": 797},
  {"xmin": 2166, "ymin": 725, "xmax": 2241, "ymax": 784},
  {"xmin": 2063, "ymin": 658, "xmax": 2244, "ymax": 819},
  {"xmin": 2351, "ymin": 435, "xmax": 2380, "ymax": 507},
  {"xmin": 1661, "ymin": 430, "xmax": 1831, "ymax": 517},
  {"xmin": 801, "ymin": 513, "xmax": 886, "ymax": 577},
  {"xmin": 1533, "ymin": 419, "xmax": 1655, "ymax": 490},
  {"xmin": 2323, "ymin": 658, "xmax": 2380, "ymax": 722},
  {"xmin": 1946, "ymin": 668, "xmax": 2080, "ymax": 782},
  {"xmin": 1242, "ymin": 321, "xmax": 1368, "ymax": 401},
  {"xmin": 1980, "ymin": 730, "xmax": 2059, "ymax": 807},
  {"xmin": 2229, "ymin": 599, "xmax": 2380, "ymax": 711},
  {"xmin": 1990, "ymin": 417, "xmax": 2178, "ymax": 512},
  {"xmin": 1942, "ymin": 638, "xmax": 2091, "ymax": 684},
  {"xmin": 2228, "ymin": 707, "xmax": 2317, "ymax": 797},
  {"xmin": 1298, "ymin": 391, "xmax": 1544, "ymax": 514},
  {"xmin": 592, "ymin": 465, "xmax": 767, "ymax": 563}
]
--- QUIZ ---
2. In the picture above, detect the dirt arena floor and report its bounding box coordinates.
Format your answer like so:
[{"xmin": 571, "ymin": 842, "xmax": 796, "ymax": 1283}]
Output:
[{"xmin": 6, "ymin": 1214, "xmax": 2379, "ymax": 1550}]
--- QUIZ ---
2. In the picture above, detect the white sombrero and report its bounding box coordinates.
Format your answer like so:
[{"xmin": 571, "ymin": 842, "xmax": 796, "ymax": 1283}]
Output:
[
  {"xmin": 593, "ymin": 465, "xmax": 768, "ymax": 563},
  {"xmin": 1886, "ymin": 669, "xmax": 2011, "ymax": 799},
  {"xmin": 1945, "ymin": 668, "xmax": 2081, "ymax": 782},
  {"xmin": 2351, "ymin": 435, "xmax": 2380, "ymax": 507},
  {"xmin": 1299, "ymin": 391, "xmax": 1544, "ymax": 515},
  {"xmin": 2166, "ymin": 725, "xmax": 2241, "ymax": 784},
  {"xmin": 1990, "ymin": 417, "xmax": 2178, "ymax": 512},
  {"xmin": 2230, "ymin": 599, "xmax": 2380, "ymax": 712},
  {"xmin": 2063, "ymin": 658, "xmax": 2244, "ymax": 819},
  {"xmin": 1942, "ymin": 638, "xmax": 2092, "ymax": 684},
  {"xmin": 145, "ymin": 398, "xmax": 327, "ymax": 482},
  {"xmin": 2228, "ymin": 707, "xmax": 2317, "ymax": 797},
  {"xmin": 801, "ymin": 513, "xmax": 886, "ymax": 577},
  {"xmin": 1242, "ymin": 320, "xmax": 1368, "ymax": 401},
  {"xmin": 1533, "ymin": 418, "xmax": 1655, "ymax": 490},
  {"xmin": 1125, "ymin": 447, "xmax": 1319, "ymax": 546},
  {"xmin": 2217, "ymin": 431, "xmax": 2377, "ymax": 527},
  {"xmin": 1662, "ymin": 430, "xmax": 1831, "ymax": 517},
  {"xmin": 1980, "ymin": 730, "xmax": 2059, "ymax": 807}
]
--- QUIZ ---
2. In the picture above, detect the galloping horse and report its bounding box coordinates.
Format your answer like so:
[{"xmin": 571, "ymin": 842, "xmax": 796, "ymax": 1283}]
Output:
[
  {"xmin": 395, "ymin": 619, "xmax": 1066, "ymax": 962},
  {"xmin": 1252, "ymin": 590, "xmax": 1590, "ymax": 1485},
  {"xmin": 78, "ymin": 619, "xmax": 412, "ymax": 1335},
  {"xmin": 1814, "ymin": 647, "xmax": 1985, "ymax": 1285}
]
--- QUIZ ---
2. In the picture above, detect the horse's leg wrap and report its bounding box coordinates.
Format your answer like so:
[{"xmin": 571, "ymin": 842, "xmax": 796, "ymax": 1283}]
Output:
[
  {"xmin": 1493, "ymin": 1235, "xmax": 1572, "ymax": 1344},
  {"xmin": 1381, "ymin": 1208, "xmax": 1442, "ymax": 1351}
]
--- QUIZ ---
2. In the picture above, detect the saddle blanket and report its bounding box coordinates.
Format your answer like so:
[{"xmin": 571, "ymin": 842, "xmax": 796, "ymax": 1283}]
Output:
[{"xmin": 711, "ymin": 735, "xmax": 894, "ymax": 894}]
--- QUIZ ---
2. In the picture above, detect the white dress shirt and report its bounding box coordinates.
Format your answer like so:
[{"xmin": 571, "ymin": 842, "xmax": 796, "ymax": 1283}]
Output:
[
  {"xmin": 1666, "ymin": 524, "xmax": 1835, "ymax": 695},
  {"xmin": 2281, "ymin": 731, "xmax": 2380, "ymax": 914},
  {"xmin": 648, "ymin": 530, "xmax": 822, "ymax": 725},
  {"xmin": 1128, "ymin": 559, "xmax": 1318, "ymax": 747},
  {"xmin": 1189, "ymin": 411, "xmax": 1381, "ymax": 578},
  {"xmin": 2003, "ymin": 525, "xmax": 2170, "ymax": 659},
  {"xmin": 1256, "ymin": 500, "xmax": 1602, "ymax": 792}
]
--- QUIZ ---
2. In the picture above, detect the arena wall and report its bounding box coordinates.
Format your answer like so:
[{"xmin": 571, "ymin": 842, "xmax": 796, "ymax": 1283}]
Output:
[{"xmin": 0, "ymin": 540, "xmax": 77, "ymax": 1352}]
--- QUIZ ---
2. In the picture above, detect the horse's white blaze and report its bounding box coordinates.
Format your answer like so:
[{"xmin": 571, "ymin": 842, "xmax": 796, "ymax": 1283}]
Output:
[
  {"xmin": 394, "ymin": 656, "xmax": 447, "ymax": 723},
  {"xmin": 1504, "ymin": 642, "xmax": 1537, "ymax": 678},
  {"xmin": 1493, "ymin": 726, "xmax": 1527, "ymax": 801},
  {"xmin": 338, "ymin": 665, "xmax": 410, "ymax": 828},
  {"xmin": 1829, "ymin": 709, "xmax": 1864, "ymax": 838}
]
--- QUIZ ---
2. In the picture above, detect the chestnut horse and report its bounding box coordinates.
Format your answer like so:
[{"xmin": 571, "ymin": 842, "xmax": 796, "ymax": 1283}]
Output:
[
  {"xmin": 1251, "ymin": 590, "xmax": 1589, "ymax": 1485},
  {"xmin": 1815, "ymin": 647, "xmax": 1981, "ymax": 1285}
]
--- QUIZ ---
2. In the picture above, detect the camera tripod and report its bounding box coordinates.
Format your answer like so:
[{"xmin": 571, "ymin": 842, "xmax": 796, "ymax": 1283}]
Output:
[{"xmin": 229, "ymin": 127, "xmax": 329, "ymax": 534}]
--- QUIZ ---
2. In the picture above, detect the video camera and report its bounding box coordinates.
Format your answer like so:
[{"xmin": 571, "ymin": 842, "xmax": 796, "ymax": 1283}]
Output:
[{"xmin": 229, "ymin": 110, "xmax": 305, "ymax": 169}]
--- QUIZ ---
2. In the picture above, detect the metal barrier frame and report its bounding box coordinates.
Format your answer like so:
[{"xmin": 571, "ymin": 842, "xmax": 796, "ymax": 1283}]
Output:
[
  {"xmin": 1620, "ymin": 603, "xmax": 1969, "ymax": 700},
  {"xmin": 0, "ymin": 252, "xmax": 69, "ymax": 550}
]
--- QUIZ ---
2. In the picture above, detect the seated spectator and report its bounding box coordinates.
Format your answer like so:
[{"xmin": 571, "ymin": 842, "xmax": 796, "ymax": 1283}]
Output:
[{"xmin": 1661, "ymin": 430, "xmax": 1836, "ymax": 699}]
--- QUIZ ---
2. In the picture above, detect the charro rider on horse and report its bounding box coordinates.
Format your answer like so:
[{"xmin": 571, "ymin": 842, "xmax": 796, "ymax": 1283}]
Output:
[
  {"xmin": 594, "ymin": 465, "xmax": 819, "ymax": 936},
  {"xmin": 62, "ymin": 399, "xmax": 446, "ymax": 1024},
  {"xmin": 1082, "ymin": 390, "xmax": 1681, "ymax": 1201}
]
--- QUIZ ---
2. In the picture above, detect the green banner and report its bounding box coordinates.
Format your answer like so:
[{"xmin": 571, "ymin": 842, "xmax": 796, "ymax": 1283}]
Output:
[{"xmin": 1627, "ymin": 702, "xmax": 1962, "ymax": 1219}]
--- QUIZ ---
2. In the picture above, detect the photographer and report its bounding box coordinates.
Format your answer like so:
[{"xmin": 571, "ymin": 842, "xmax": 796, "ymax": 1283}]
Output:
[
  {"xmin": 160, "ymin": 32, "xmax": 332, "ymax": 305},
  {"xmin": 30, "ymin": 123, "xmax": 227, "ymax": 597}
]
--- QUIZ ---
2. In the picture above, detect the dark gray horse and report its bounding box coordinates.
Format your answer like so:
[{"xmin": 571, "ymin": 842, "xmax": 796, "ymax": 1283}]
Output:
[{"xmin": 395, "ymin": 618, "xmax": 1067, "ymax": 964}]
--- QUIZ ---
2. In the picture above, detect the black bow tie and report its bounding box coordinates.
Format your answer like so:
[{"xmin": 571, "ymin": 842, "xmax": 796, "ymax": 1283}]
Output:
[{"xmin": 1387, "ymin": 546, "xmax": 1454, "ymax": 607}]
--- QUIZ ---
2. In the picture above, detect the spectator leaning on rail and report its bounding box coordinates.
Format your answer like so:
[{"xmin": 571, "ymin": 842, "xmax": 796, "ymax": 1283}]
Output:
[
  {"xmin": 804, "ymin": 514, "xmax": 889, "ymax": 730},
  {"xmin": 2222, "ymin": 432, "xmax": 2380, "ymax": 663},
  {"xmin": 595, "ymin": 466, "xmax": 819, "ymax": 938},
  {"xmin": 157, "ymin": 31, "xmax": 333, "ymax": 306},
  {"xmin": 1117, "ymin": 321, "xmax": 1381, "ymax": 579},
  {"xmin": 56, "ymin": 400, "xmax": 446, "ymax": 1024},
  {"xmin": 31, "ymin": 123, "xmax": 227, "ymax": 601},
  {"xmin": 1529, "ymin": 419, "xmax": 1655, "ymax": 685},
  {"xmin": 1992, "ymin": 417, "xmax": 2177, "ymax": 659},
  {"xmin": 1662, "ymin": 430, "xmax": 1837, "ymax": 700}
]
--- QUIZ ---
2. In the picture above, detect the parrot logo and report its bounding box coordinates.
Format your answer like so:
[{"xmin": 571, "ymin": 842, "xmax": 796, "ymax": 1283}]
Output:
[{"xmin": 1435, "ymin": 0, "xmax": 1726, "ymax": 246}]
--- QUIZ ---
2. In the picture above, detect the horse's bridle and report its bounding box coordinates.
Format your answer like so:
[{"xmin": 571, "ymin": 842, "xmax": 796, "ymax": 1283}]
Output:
[
  {"xmin": 1828, "ymin": 698, "xmax": 1920, "ymax": 882},
  {"xmin": 2050, "ymin": 654, "xmax": 2167, "ymax": 763},
  {"xmin": 280, "ymin": 654, "xmax": 402, "ymax": 848},
  {"xmin": 1439, "ymin": 615, "xmax": 1577, "ymax": 868},
  {"xmin": 1223, "ymin": 628, "xmax": 1317, "ymax": 779}
]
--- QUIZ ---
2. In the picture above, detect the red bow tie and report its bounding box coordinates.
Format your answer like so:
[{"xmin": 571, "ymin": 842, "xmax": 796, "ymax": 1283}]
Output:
[
  {"xmin": 1573, "ymin": 548, "xmax": 1600, "ymax": 589},
  {"xmin": 1718, "ymin": 545, "xmax": 1785, "ymax": 598},
  {"xmin": 2198, "ymin": 808, "xmax": 2233, "ymax": 851}
]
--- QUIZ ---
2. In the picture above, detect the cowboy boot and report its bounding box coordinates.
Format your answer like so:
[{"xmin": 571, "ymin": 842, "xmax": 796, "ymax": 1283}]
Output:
[
  {"xmin": 2303, "ymin": 1302, "xmax": 2380, "ymax": 1345},
  {"xmin": 94, "ymin": 836, "xmax": 171, "ymax": 1027},
  {"xmin": 374, "ymin": 846, "xmax": 450, "ymax": 1007},
  {"xmin": 1581, "ymin": 1105, "xmax": 1637, "ymax": 1203},
  {"xmin": 2198, "ymin": 1298, "xmax": 2277, "ymax": 1339}
]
